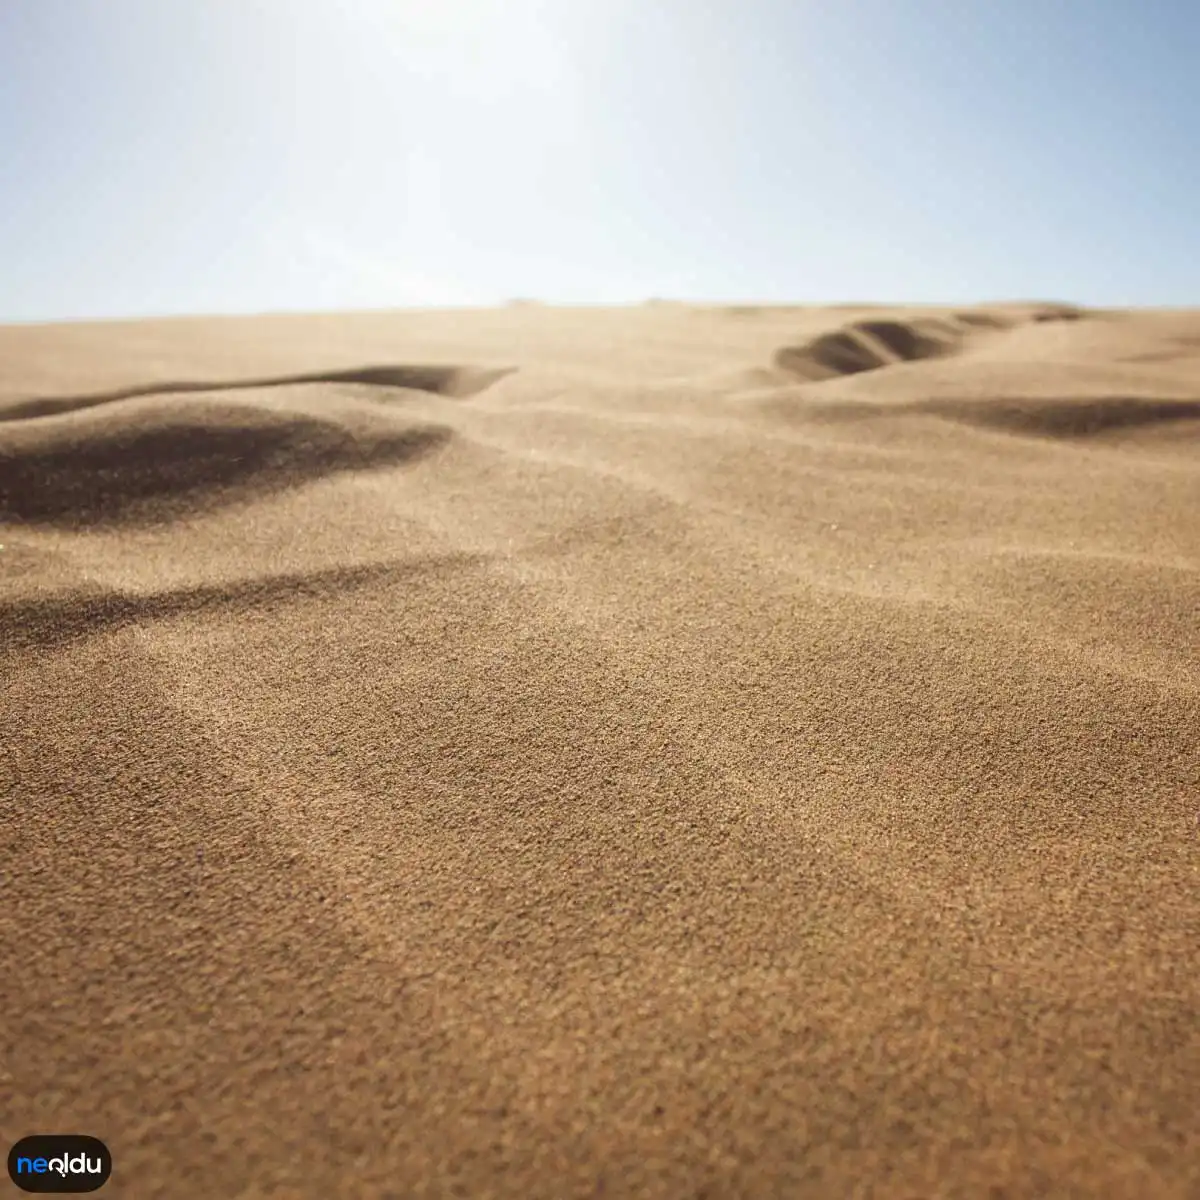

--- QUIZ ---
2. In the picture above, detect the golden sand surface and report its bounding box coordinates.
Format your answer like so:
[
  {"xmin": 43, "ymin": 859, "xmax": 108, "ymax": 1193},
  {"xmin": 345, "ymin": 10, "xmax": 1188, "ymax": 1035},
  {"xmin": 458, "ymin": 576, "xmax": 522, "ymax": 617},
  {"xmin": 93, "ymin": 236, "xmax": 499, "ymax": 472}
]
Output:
[{"xmin": 2, "ymin": 302, "xmax": 1198, "ymax": 1197}]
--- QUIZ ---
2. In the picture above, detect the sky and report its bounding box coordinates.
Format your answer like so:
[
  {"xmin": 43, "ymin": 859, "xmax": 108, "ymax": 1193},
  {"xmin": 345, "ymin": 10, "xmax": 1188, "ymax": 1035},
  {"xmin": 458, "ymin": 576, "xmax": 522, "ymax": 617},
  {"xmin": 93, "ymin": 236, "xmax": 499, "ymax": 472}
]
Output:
[{"xmin": 0, "ymin": 0, "xmax": 1196, "ymax": 321}]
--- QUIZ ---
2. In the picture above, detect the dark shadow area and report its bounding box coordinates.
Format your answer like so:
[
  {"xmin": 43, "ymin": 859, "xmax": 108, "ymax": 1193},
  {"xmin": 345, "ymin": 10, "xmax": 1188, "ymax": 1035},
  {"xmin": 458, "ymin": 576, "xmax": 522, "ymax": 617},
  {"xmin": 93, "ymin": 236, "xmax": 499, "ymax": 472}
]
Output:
[
  {"xmin": 0, "ymin": 402, "xmax": 454, "ymax": 526},
  {"xmin": 774, "ymin": 318, "xmax": 959, "ymax": 380},
  {"xmin": 773, "ymin": 308, "xmax": 1089, "ymax": 383},
  {"xmin": 0, "ymin": 552, "xmax": 488, "ymax": 653},
  {"xmin": 776, "ymin": 329, "xmax": 883, "ymax": 377},
  {"xmin": 796, "ymin": 394, "xmax": 1200, "ymax": 440},
  {"xmin": 922, "ymin": 396, "xmax": 1200, "ymax": 437},
  {"xmin": 952, "ymin": 311, "xmax": 1008, "ymax": 329},
  {"xmin": 854, "ymin": 320, "xmax": 946, "ymax": 362},
  {"xmin": 1032, "ymin": 304, "xmax": 1085, "ymax": 322}
]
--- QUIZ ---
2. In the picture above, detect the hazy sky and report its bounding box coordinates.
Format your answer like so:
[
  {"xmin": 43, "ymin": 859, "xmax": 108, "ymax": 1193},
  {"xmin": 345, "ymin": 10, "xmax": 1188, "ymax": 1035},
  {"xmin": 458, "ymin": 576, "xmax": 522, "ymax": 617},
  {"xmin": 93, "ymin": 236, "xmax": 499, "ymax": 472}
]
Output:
[{"xmin": 1, "ymin": 0, "xmax": 1196, "ymax": 321}]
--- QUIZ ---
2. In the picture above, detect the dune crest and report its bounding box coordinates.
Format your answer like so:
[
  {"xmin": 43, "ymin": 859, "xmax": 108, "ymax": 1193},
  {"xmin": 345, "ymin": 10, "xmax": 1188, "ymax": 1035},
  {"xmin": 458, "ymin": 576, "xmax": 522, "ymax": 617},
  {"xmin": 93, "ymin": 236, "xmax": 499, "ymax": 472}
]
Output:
[{"xmin": 0, "ymin": 362, "xmax": 514, "ymax": 422}]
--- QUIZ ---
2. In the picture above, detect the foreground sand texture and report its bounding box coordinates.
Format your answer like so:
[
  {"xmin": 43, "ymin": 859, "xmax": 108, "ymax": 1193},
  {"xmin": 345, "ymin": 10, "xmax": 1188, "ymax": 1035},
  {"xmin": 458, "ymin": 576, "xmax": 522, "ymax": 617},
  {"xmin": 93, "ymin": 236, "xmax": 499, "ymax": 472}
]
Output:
[{"xmin": 2, "ymin": 302, "xmax": 1198, "ymax": 1197}]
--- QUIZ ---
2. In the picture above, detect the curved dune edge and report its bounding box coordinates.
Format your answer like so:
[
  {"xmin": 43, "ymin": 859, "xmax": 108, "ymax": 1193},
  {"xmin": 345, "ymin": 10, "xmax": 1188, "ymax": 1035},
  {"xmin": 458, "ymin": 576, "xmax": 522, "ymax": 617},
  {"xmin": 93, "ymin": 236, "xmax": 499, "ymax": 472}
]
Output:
[
  {"xmin": 0, "ymin": 362, "xmax": 516, "ymax": 422},
  {"xmin": 0, "ymin": 390, "xmax": 457, "ymax": 526}
]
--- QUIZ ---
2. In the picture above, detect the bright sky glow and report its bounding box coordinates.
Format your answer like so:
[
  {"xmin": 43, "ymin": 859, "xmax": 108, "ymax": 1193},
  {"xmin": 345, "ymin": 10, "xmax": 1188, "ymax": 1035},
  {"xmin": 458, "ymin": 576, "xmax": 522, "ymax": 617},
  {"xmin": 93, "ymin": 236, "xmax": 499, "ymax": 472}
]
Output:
[{"xmin": 1, "ymin": 0, "xmax": 1197, "ymax": 320}]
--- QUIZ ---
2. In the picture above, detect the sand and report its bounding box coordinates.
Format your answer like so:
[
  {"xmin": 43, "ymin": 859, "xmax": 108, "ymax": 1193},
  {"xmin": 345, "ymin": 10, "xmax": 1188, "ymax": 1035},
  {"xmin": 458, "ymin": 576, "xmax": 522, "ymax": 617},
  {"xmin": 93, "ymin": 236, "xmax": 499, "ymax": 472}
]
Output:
[{"xmin": 2, "ymin": 302, "xmax": 1197, "ymax": 1198}]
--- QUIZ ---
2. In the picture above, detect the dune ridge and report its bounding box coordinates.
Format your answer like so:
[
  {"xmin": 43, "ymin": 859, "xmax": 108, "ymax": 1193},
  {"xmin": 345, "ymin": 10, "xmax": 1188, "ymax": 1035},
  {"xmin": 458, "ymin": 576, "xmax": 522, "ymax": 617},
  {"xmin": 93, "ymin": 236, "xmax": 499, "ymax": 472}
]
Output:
[
  {"xmin": 0, "ymin": 362, "xmax": 513, "ymax": 422},
  {"xmin": 771, "ymin": 304, "xmax": 1086, "ymax": 382},
  {"xmin": 2, "ymin": 301, "xmax": 1198, "ymax": 1199}
]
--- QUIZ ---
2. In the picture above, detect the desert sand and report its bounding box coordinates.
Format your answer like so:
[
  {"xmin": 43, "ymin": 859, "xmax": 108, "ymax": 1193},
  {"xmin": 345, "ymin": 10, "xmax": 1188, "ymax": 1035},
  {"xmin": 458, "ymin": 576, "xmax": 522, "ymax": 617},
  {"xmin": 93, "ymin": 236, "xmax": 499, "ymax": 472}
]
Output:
[{"xmin": 2, "ymin": 301, "xmax": 1198, "ymax": 1197}]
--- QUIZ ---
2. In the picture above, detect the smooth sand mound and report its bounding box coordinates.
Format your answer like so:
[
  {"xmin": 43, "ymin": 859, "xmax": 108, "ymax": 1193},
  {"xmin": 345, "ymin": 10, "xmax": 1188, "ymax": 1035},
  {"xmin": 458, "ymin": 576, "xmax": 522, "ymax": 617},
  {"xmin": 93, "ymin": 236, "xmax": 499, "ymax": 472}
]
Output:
[
  {"xmin": 3, "ymin": 302, "xmax": 1197, "ymax": 1199},
  {"xmin": 0, "ymin": 387, "xmax": 453, "ymax": 526}
]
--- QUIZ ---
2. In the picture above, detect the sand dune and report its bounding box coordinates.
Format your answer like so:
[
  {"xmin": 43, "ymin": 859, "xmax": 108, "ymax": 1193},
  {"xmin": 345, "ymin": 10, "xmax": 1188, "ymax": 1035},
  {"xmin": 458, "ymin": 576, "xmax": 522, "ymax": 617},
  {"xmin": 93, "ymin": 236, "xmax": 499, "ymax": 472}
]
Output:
[
  {"xmin": 0, "ymin": 363, "xmax": 516, "ymax": 526},
  {"xmin": 0, "ymin": 392, "xmax": 452, "ymax": 526},
  {"xmin": 2, "ymin": 302, "xmax": 1198, "ymax": 1198}
]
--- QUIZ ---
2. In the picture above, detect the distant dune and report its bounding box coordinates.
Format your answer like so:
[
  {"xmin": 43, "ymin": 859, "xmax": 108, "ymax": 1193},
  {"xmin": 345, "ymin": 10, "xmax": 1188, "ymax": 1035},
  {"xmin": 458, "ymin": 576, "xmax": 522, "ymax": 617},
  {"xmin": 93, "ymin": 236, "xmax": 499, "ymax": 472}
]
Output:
[
  {"xmin": 2, "ymin": 301, "xmax": 1198, "ymax": 1199},
  {"xmin": 764, "ymin": 307, "xmax": 1200, "ymax": 440}
]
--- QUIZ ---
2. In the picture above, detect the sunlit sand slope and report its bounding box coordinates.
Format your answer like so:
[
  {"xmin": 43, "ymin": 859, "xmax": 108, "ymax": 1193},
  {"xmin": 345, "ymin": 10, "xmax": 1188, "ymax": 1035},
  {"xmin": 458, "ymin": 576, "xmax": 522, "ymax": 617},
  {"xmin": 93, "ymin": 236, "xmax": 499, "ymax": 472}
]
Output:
[{"xmin": 3, "ymin": 302, "xmax": 1198, "ymax": 1198}]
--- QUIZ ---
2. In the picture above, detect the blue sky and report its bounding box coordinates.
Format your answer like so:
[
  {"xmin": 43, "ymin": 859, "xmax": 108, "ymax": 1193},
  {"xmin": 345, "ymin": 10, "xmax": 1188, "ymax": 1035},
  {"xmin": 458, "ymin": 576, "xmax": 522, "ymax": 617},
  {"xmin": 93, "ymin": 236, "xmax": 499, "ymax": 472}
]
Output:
[{"xmin": 1, "ymin": 0, "xmax": 1196, "ymax": 321}]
